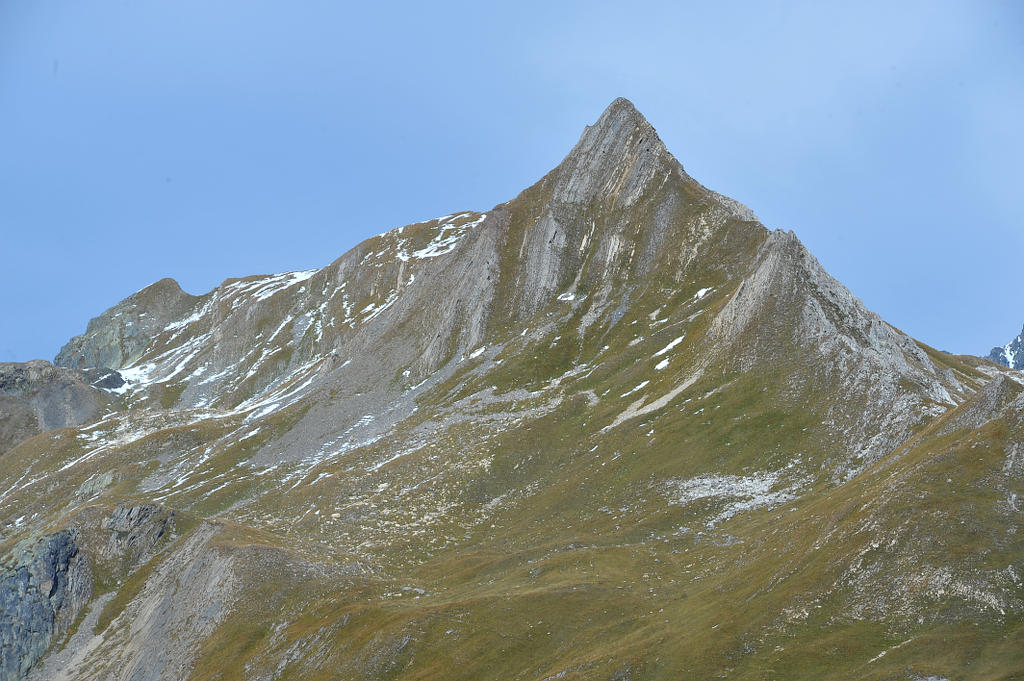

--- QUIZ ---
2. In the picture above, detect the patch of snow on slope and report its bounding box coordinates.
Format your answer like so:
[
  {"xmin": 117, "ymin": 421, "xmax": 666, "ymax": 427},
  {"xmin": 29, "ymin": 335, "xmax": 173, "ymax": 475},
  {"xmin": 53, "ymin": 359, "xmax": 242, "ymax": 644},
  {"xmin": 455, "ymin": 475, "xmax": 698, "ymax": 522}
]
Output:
[
  {"xmin": 108, "ymin": 364, "xmax": 153, "ymax": 394},
  {"xmin": 236, "ymin": 358, "xmax": 324, "ymax": 422},
  {"xmin": 118, "ymin": 331, "xmax": 209, "ymax": 390},
  {"xmin": 604, "ymin": 370, "xmax": 705, "ymax": 431},
  {"xmin": 281, "ymin": 414, "xmax": 387, "ymax": 485},
  {"xmin": 252, "ymin": 270, "xmax": 318, "ymax": 301},
  {"xmin": 653, "ymin": 335, "xmax": 685, "ymax": 357},
  {"xmin": 362, "ymin": 290, "xmax": 399, "ymax": 322},
  {"xmin": 621, "ymin": 381, "xmax": 649, "ymax": 398},
  {"xmin": 164, "ymin": 298, "xmax": 216, "ymax": 332},
  {"xmin": 407, "ymin": 213, "xmax": 487, "ymax": 259}
]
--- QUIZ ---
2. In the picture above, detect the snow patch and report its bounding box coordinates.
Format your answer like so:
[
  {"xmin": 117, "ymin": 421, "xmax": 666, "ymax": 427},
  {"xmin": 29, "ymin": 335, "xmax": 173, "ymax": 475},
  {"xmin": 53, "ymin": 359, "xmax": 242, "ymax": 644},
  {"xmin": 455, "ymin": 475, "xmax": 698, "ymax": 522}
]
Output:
[
  {"xmin": 252, "ymin": 270, "xmax": 318, "ymax": 301},
  {"xmin": 621, "ymin": 381, "xmax": 649, "ymax": 398},
  {"xmin": 653, "ymin": 335, "xmax": 685, "ymax": 357},
  {"xmin": 399, "ymin": 213, "xmax": 487, "ymax": 260}
]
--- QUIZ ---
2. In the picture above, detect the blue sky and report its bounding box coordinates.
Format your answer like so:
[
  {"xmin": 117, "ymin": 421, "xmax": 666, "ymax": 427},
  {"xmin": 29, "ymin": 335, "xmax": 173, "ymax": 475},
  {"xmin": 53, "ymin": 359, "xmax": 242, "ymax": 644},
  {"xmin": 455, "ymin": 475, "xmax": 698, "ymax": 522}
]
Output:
[{"xmin": 2, "ymin": 0, "xmax": 1022, "ymax": 361}]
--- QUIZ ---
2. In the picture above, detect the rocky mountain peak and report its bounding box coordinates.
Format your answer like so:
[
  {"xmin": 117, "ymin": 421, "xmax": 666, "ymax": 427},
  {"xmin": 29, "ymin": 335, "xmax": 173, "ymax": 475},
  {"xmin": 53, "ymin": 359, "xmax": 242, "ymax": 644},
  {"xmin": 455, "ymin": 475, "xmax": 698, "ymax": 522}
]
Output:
[
  {"xmin": 988, "ymin": 323, "xmax": 1024, "ymax": 369},
  {"xmin": 55, "ymin": 277, "xmax": 197, "ymax": 371},
  {"xmin": 550, "ymin": 97, "xmax": 680, "ymax": 208},
  {"xmin": 581, "ymin": 97, "xmax": 654, "ymax": 143},
  {"xmin": 5, "ymin": 99, "xmax": 1022, "ymax": 681}
]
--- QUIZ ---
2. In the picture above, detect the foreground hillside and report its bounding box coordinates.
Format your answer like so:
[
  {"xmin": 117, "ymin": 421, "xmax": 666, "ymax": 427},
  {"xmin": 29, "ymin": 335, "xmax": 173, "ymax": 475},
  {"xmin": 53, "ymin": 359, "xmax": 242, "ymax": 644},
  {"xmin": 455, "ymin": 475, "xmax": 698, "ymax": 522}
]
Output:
[{"xmin": 2, "ymin": 99, "xmax": 1023, "ymax": 681}]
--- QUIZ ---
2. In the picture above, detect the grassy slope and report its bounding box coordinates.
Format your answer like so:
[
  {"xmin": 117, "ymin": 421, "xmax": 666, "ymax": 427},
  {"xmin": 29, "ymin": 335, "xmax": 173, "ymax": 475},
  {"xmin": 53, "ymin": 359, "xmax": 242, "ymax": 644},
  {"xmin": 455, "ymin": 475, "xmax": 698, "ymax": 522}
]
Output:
[
  {"xmin": 182, "ymin": 357, "xmax": 1024, "ymax": 680},
  {"xmin": 175, "ymin": 275, "xmax": 1023, "ymax": 680}
]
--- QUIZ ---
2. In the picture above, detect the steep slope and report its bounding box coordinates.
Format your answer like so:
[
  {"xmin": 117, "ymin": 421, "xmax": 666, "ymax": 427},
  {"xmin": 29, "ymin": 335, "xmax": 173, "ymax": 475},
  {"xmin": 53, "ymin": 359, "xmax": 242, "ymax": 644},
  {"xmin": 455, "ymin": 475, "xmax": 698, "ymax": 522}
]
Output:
[
  {"xmin": 989, "ymin": 323, "xmax": 1024, "ymax": 370},
  {"xmin": 1, "ymin": 99, "xmax": 1020, "ymax": 681}
]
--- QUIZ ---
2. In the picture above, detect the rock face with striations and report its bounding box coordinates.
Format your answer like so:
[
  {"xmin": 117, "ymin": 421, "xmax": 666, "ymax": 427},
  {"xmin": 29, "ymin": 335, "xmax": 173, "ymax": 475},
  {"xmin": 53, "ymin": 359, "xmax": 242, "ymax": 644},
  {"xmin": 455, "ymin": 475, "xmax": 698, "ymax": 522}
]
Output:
[
  {"xmin": 0, "ymin": 531, "xmax": 91, "ymax": 681},
  {"xmin": 0, "ymin": 99, "xmax": 1022, "ymax": 680}
]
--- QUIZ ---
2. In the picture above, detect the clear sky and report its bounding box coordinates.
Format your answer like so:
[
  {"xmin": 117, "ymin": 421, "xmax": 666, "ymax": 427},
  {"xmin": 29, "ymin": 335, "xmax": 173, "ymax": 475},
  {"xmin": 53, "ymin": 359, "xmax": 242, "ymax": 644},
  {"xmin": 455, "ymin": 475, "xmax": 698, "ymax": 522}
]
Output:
[{"xmin": 2, "ymin": 1, "xmax": 1022, "ymax": 362}]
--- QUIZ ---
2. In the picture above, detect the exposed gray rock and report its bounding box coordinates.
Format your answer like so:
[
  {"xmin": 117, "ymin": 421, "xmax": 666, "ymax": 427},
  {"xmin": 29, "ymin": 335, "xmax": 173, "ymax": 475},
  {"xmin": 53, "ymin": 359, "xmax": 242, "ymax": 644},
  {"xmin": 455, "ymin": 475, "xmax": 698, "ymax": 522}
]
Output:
[
  {"xmin": 0, "ymin": 361, "xmax": 112, "ymax": 455},
  {"xmin": 0, "ymin": 530, "xmax": 91, "ymax": 681},
  {"xmin": 24, "ymin": 592, "xmax": 114, "ymax": 681},
  {"xmin": 55, "ymin": 278, "xmax": 197, "ymax": 371},
  {"xmin": 551, "ymin": 97, "xmax": 678, "ymax": 208},
  {"xmin": 81, "ymin": 369, "xmax": 125, "ymax": 391},
  {"xmin": 99, "ymin": 504, "xmax": 173, "ymax": 567},
  {"xmin": 10, "ymin": 505, "xmax": 180, "ymax": 681},
  {"xmin": 988, "ymin": 324, "xmax": 1024, "ymax": 370},
  {"xmin": 710, "ymin": 228, "xmax": 964, "ymax": 468}
]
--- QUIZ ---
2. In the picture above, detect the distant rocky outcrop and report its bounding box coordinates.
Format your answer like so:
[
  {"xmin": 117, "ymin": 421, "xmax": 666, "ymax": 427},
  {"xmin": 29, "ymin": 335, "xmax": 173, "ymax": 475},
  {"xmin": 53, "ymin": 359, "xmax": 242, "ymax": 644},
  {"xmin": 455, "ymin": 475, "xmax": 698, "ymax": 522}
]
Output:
[
  {"xmin": 988, "ymin": 324, "xmax": 1024, "ymax": 370},
  {"xmin": 0, "ymin": 361, "xmax": 114, "ymax": 454},
  {"xmin": 55, "ymin": 278, "xmax": 197, "ymax": 371}
]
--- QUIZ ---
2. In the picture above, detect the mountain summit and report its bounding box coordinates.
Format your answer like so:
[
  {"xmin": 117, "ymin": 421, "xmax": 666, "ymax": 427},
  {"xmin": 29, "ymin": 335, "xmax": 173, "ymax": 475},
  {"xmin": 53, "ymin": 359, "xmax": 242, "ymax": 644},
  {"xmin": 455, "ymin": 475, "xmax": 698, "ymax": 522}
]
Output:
[
  {"xmin": 989, "ymin": 322, "xmax": 1024, "ymax": 369},
  {"xmin": 2, "ymin": 100, "xmax": 1023, "ymax": 681},
  {"xmin": 552, "ymin": 97, "xmax": 676, "ymax": 207}
]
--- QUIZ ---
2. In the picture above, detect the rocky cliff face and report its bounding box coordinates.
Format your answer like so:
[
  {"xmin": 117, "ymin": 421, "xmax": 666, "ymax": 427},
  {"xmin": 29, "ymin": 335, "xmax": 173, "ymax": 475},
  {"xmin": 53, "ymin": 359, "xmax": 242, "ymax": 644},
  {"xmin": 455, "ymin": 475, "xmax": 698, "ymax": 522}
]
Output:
[
  {"xmin": 0, "ymin": 361, "xmax": 115, "ymax": 455},
  {"xmin": 0, "ymin": 99, "xmax": 1021, "ymax": 681},
  {"xmin": 0, "ymin": 531, "xmax": 91, "ymax": 681},
  {"xmin": 988, "ymin": 323, "xmax": 1024, "ymax": 370}
]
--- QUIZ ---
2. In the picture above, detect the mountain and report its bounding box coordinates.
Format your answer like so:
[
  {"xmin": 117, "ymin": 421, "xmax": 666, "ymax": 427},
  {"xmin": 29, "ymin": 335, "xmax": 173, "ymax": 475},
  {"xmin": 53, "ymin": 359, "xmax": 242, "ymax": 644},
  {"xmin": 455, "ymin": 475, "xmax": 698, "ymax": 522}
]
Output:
[
  {"xmin": 2, "ymin": 99, "xmax": 1023, "ymax": 681},
  {"xmin": 989, "ymin": 324, "xmax": 1024, "ymax": 370}
]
